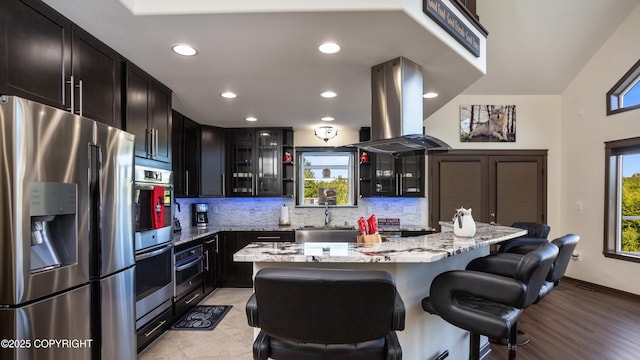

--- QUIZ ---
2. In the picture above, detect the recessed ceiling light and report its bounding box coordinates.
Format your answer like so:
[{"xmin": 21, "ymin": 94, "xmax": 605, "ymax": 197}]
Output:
[
  {"xmin": 221, "ymin": 92, "xmax": 237, "ymax": 99},
  {"xmin": 423, "ymin": 92, "xmax": 439, "ymax": 99},
  {"xmin": 321, "ymin": 91, "xmax": 337, "ymax": 98},
  {"xmin": 245, "ymin": 116, "xmax": 258, "ymax": 122},
  {"xmin": 321, "ymin": 116, "xmax": 335, "ymax": 122},
  {"xmin": 318, "ymin": 42, "xmax": 341, "ymax": 54},
  {"xmin": 171, "ymin": 43, "xmax": 198, "ymax": 56}
]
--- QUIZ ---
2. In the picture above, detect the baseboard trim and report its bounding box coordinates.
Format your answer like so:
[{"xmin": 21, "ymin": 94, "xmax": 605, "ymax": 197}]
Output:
[{"xmin": 562, "ymin": 276, "xmax": 640, "ymax": 301}]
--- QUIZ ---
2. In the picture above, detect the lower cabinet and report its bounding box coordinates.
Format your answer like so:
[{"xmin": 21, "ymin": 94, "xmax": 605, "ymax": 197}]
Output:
[
  {"xmin": 217, "ymin": 231, "xmax": 294, "ymax": 288},
  {"xmin": 174, "ymin": 285, "xmax": 205, "ymax": 320},
  {"xmin": 217, "ymin": 232, "xmax": 252, "ymax": 288},
  {"xmin": 136, "ymin": 307, "xmax": 172, "ymax": 353},
  {"xmin": 203, "ymin": 234, "xmax": 218, "ymax": 296}
]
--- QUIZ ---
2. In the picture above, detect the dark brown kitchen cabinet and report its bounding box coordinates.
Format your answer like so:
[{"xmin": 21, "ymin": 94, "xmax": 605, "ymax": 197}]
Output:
[
  {"xmin": 0, "ymin": 0, "xmax": 122, "ymax": 127},
  {"xmin": 217, "ymin": 231, "xmax": 294, "ymax": 288},
  {"xmin": 216, "ymin": 232, "xmax": 252, "ymax": 288},
  {"xmin": 200, "ymin": 125, "xmax": 226, "ymax": 197},
  {"xmin": 357, "ymin": 128, "xmax": 425, "ymax": 198},
  {"xmin": 172, "ymin": 110, "xmax": 199, "ymax": 197},
  {"xmin": 226, "ymin": 128, "xmax": 291, "ymax": 197},
  {"xmin": 203, "ymin": 235, "xmax": 218, "ymax": 296},
  {"xmin": 125, "ymin": 62, "xmax": 172, "ymax": 168},
  {"xmin": 428, "ymin": 150, "xmax": 547, "ymax": 231},
  {"xmin": 373, "ymin": 154, "xmax": 424, "ymax": 197},
  {"xmin": 173, "ymin": 110, "xmax": 225, "ymax": 197}
]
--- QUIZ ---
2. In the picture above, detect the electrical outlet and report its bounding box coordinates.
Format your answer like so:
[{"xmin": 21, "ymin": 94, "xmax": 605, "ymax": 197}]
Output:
[{"xmin": 571, "ymin": 250, "xmax": 581, "ymax": 261}]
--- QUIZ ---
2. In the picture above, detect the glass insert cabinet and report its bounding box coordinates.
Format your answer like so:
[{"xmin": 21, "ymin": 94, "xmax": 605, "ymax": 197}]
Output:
[{"xmin": 226, "ymin": 128, "xmax": 293, "ymax": 197}]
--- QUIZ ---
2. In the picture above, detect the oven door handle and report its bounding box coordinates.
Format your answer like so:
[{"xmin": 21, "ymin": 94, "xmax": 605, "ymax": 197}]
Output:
[
  {"xmin": 176, "ymin": 255, "xmax": 203, "ymax": 272},
  {"xmin": 136, "ymin": 244, "xmax": 173, "ymax": 261}
]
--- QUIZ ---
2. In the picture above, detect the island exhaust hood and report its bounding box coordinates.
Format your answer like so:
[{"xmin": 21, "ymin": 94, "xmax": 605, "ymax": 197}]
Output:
[{"xmin": 352, "ymin": 57, "xmax": 451, "ymax": 156}]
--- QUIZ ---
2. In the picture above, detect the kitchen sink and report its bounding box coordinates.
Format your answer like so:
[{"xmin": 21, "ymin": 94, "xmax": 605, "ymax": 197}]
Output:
[{"xmin": 295, "ymin": 228, "xmax": 359, "ymax": 243}]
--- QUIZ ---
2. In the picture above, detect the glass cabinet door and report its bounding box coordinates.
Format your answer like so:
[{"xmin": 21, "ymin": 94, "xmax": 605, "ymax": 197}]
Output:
[
  {"xmin": 369, "ymin": 154, "xmax": 424, "ymax": 197},
  {"xmin": 229, "ymin": 131, "xmax": 254, "ymax": 196},
  {"xmin": 398, "ymin": 155, "xmax": 424, "ymax": 196},
  {"xmin": 373, "ymin": 154, "xmax": 397, "ymax": 196},
  {"xmin": 256, "ymin": 129, "xmax": 281, "ymax": 196}
]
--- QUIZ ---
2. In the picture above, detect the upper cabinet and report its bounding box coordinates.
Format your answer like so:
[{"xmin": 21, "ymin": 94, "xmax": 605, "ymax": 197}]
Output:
[
  {"xmin": 226, "ymin": 128, "xmax": 292, "ymax": 197},
  {"xmin": 358, "ymin": 128, "xmax": 425, "ymax": 198},
  {"xmin": 368, "ymin": 154, "xmax": 425, "ymax": 197},
  {"xmin": 173, "ymin": 110, "xmax": 225, "ymax": 197},
  {"xmin": 0, "ymin": 0, "xmax": 122, "ymax": 127},
  {"xmin": 200, "ymin": 125, "xmax": 226, "ymax": 197},
  {"xmin": 125, "ymin": 62, "xmax": 172, "ymax": 168}
]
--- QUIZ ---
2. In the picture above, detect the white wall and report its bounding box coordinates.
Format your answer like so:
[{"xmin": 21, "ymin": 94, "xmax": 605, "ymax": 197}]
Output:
[{"xmin": 559, "ymin": 4, "xmax": 640, "ymax": 295}]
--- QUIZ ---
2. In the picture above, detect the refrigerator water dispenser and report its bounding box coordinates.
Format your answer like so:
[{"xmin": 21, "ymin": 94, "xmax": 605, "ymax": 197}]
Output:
[{"xmin": 29, "ymin": 182, "xmax": 77, "ymax": 273}]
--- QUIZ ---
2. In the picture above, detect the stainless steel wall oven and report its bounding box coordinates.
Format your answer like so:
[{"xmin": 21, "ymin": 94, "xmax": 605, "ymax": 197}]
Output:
[
  {"xmin": 174, "ymin": 243, "xmax": 204, "ymax": 302},
  {"xmin": 134, "ymin": 166, "xmax": 174, "ymax": 330}
]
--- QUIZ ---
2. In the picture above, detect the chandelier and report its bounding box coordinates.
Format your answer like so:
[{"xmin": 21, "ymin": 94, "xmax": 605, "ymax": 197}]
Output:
[{"xmin": 314, "ymin": 126, "xmax": 338, "ymax": 142}]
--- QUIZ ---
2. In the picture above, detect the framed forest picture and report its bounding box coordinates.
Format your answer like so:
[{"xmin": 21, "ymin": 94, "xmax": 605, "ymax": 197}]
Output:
[{"xmin": 460, "ymin": 105, "xmax": 516, "ymax": 142}]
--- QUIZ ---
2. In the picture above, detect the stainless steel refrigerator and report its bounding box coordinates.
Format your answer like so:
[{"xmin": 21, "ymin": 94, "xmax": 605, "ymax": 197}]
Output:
[{"xmin": 0, "ymin": 96, "xmax": 136, "ymax": 360}]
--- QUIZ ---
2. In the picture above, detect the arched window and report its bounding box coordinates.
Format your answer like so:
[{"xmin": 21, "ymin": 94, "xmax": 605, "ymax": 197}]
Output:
[{"xmin": 607, "ymin": 59, "xmax": 640, "ymax": 115}]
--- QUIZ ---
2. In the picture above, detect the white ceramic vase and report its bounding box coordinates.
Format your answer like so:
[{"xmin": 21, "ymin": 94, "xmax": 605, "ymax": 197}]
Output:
[{"xmin": 452, "ymin": 207, "xmax": 476, "ymax": 237}]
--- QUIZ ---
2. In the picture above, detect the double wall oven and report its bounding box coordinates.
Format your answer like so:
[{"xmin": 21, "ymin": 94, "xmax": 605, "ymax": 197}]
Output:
[{"xmin": 134, "ymin": 166, "xmax": 174, "ymax": 330}]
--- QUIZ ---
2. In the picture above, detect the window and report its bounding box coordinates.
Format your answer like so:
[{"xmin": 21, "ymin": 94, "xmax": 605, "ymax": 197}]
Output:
[
  {"xmin": 607, "ymin": 58, "xmax": 640, "ymax": 115},
  {"xmin": 604, "ymin": 137, "xmax": 640, "ymax": 262},
  {"xmin": 296, "ymin": 147, "xmax": 357, "ymax": 207}
]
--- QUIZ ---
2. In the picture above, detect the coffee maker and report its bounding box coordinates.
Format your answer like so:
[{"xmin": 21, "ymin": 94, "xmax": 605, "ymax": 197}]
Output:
[{"xmin": 192, "ymin": 203, "xmax": 209, "ymax": 228}]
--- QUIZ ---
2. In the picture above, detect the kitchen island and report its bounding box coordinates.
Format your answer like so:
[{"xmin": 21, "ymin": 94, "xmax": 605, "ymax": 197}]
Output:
[{"xmin": 234, "ymin": 223, "xmax": 527, "ymax": 360}]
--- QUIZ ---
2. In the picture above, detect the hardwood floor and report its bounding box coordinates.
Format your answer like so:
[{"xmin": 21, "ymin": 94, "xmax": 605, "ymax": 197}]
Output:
[
  {"xmin": 139, "ymin": 278, "xmax": 640, "ymax": 359},
  {"xmin": 487, "ymin": 278, "xmax": 640, "ymax": 360}
]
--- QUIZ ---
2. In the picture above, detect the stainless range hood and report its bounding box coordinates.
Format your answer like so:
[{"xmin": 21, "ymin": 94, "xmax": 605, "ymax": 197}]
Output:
[{"xmin": 352, "ymin": 56, "xmax": 451, "ymax": 156}]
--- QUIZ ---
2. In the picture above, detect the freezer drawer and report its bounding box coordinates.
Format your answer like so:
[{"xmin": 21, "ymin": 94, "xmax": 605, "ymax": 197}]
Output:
[{"xmin": 0, "ymin": 285, "xmax": 91, "ymax": 360}]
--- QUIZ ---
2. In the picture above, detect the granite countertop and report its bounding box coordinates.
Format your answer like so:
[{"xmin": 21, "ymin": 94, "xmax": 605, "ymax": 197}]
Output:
[
  {"xmin": 173, "ymin": 225, "xmax": 434, "ymax": 246},
  {"xmin": 233, "ymin": 223, "xmax": 526, "ymax": 264}
]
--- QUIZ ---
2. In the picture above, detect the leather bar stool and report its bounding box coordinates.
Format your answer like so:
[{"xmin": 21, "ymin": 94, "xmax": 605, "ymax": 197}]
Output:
[
  {"xmin": 497, "ymin": 222, "xmax": 551, "ymax": 253},
  {"xmin": 466, "ymin": 234, "xmax": 580, "ymax": 345},
  {"xmin": 246, "ymin": 267, "xmax": 406, "ymax": 360},
  {"xmin": 422, "ymin": 242, "xmax": 558, "ymax": 360}
]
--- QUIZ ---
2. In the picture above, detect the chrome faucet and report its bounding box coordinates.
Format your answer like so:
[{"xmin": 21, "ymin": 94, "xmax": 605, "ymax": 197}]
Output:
[{"xmin": 324, "ymin": 203, "xmax": 332, "ymax": 227}]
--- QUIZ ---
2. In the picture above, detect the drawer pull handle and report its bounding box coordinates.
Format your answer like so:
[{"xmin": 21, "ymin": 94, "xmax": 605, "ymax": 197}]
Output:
[
  {"xmin": 143, "ymin": 320, "xmax": 166, "ymax": 337},
  {"xmin": 185, "ymin": 293, "xmax": 200, "ymax": 304}
]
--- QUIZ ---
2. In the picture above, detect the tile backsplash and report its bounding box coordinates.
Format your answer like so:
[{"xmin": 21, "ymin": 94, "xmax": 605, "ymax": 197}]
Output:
[{"xmin": 174, "ymin": 197, "xmax": 429, "ymax": 229}]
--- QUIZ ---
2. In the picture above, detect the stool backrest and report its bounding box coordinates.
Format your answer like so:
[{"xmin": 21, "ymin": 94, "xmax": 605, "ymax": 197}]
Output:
[
  {"xmin": 548, "ymin": 234, "xmax": 580, "ymax": 283},
  {"xmin": 253, "ymin": 267, "xmax": 397, "ymax": 344},
  {"xmin": 511, "ymin": 222, "xmax": 551, "ymax": 238},
  {"xmin": 514, "ymin": 242, "xmax": 559, "ymax": 307}
]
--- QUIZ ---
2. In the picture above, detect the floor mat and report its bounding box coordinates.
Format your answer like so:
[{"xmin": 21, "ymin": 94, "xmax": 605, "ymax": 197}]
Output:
[{"xmin": 171, "ymin": 305, "xmax": 232, "ymax": 331}]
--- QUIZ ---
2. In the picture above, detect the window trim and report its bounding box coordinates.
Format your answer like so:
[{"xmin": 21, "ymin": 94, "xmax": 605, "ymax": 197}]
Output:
[
  {"xmin": 604, "ymin": 137, "xmax": 640, "ymax": 263},
  {"xmin": 606, "ymin": 58, "xmax": 640, "ymax": 115},
  {"xmin": 295, "ymin": 146, "xmax": 358, "ymax": 207}
]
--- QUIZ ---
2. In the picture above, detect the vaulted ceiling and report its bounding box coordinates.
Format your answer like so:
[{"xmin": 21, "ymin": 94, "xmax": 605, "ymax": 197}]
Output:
[{"xmin": 42, "ymin": 0, "xmax": 640, "ymax": 131}]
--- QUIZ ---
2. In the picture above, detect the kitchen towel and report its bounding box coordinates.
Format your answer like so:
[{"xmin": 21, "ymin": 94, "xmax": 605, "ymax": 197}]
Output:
[{"xmin": 151, "ymin": 186, "xmax": 165, "ymax": 229}]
